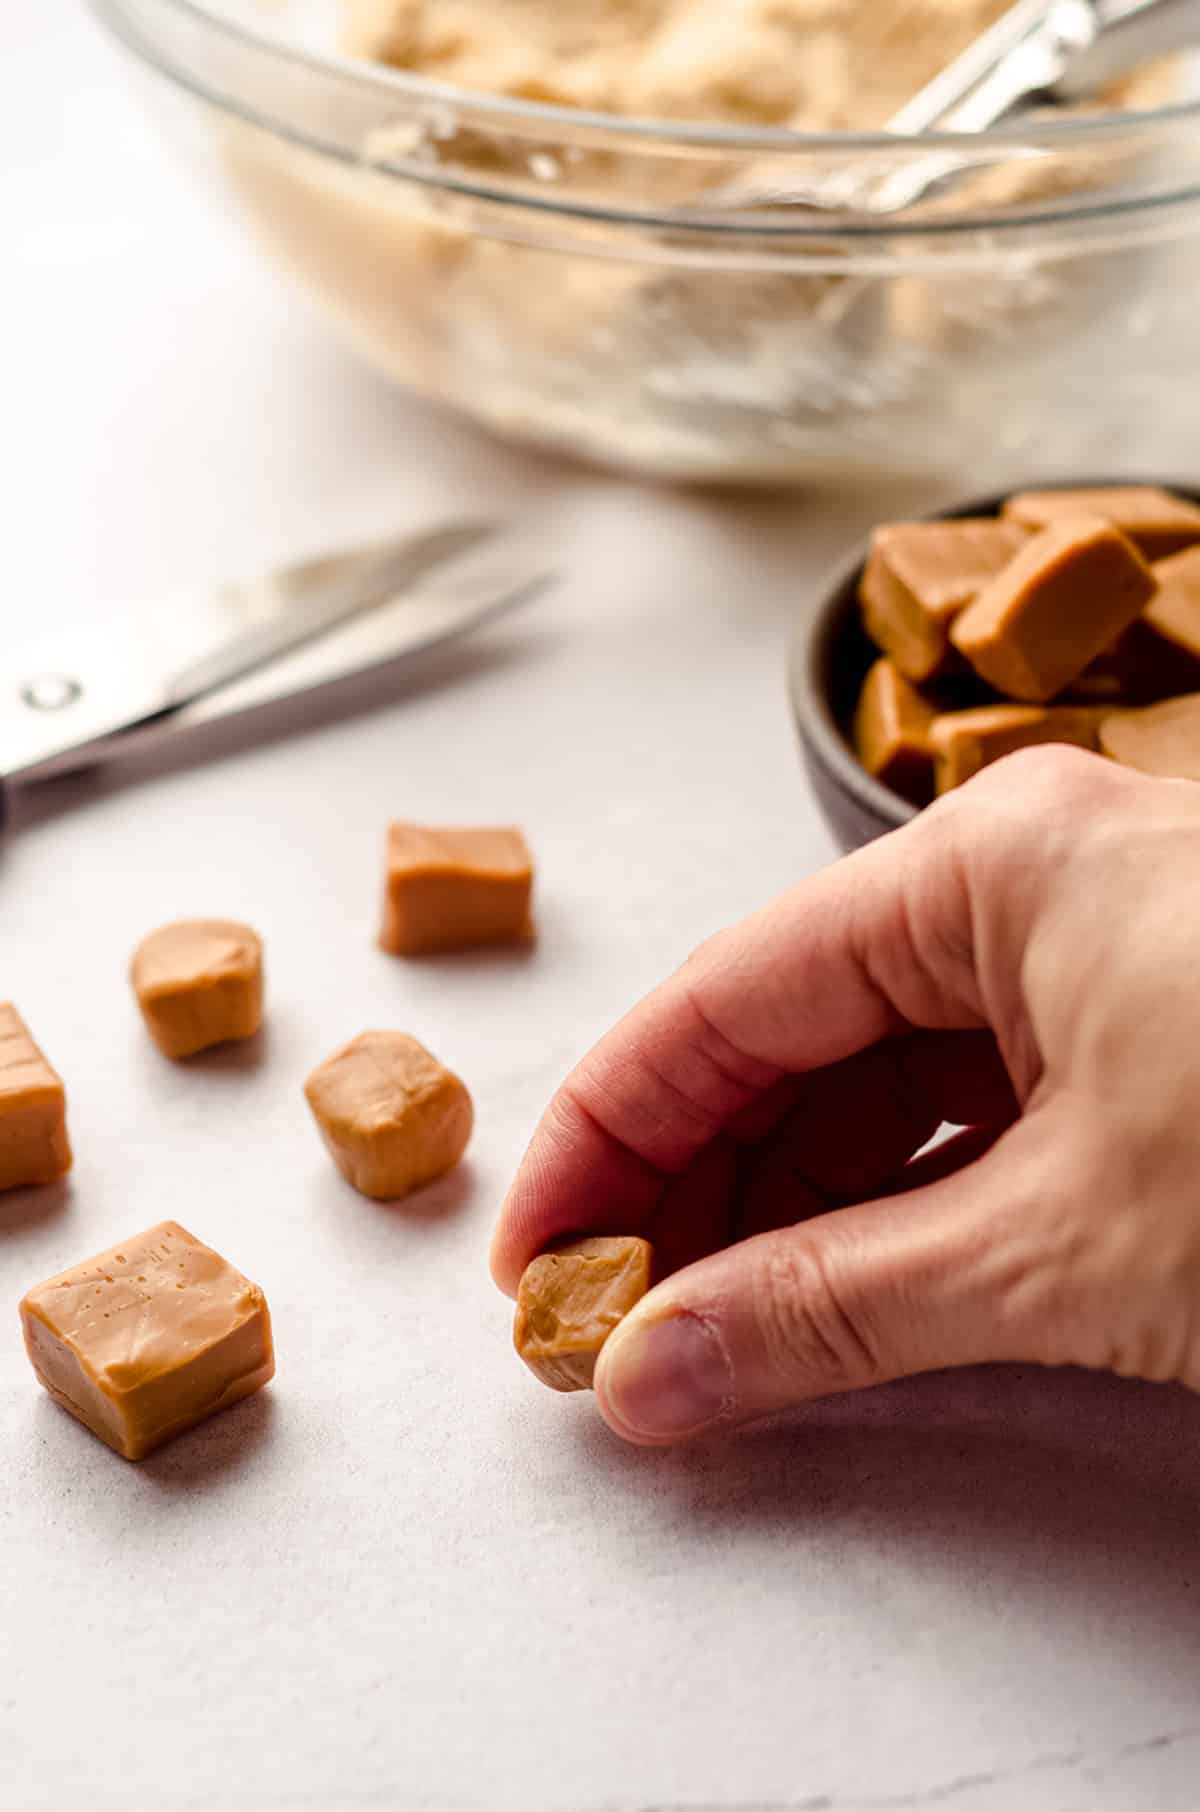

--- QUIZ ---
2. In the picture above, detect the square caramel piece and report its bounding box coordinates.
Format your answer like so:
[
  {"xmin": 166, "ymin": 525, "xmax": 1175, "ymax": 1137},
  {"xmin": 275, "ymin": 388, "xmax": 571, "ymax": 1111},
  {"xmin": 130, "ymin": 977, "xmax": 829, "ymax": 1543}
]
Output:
[
  {"xmin": 514, "ymin": 1236, "xmax": 654, "ymax": 1393},
  {"xmin": 1003, "ymin": 486, "xmax": 1200, "ymax": 561},
  {"xmin": 0, "ymin": 1004, "xmax": 72, "ymax": 1193},
  {"xmin": 304, "ymin": 1030, "xmax": 474, "ymax": 1200},
  {"xmin": 930, "ymin": 704, "xmax": 1101, "ymax": 794},
  {"xmin": 860, "ymin": 519, "xmax": 1028, "ymax": 682},
  {"xmin": 380, "ymin": 824, "xmax": 534, "ymax": 957},
  {"xmin": 20, "ymin": 1221, "xmax": 274, "ymax": 1461},
  {"xmin": 131, "ymin": 919, "xmax": 264, "ymax": 1059},
  {"xmin": 852, "ymin": 658, "xmax": 936, "ymax": 803},
  {"xmin": 949, "ymin": 518, "xmax": 1156, "ymax": 703},
  {"xmin": 1108, "ymin": 545, "xmax": 1200, "ymax": 702},
  {"xmin": 1099, "ymin": 694, "xmax": 1200, "ymax": 780}
]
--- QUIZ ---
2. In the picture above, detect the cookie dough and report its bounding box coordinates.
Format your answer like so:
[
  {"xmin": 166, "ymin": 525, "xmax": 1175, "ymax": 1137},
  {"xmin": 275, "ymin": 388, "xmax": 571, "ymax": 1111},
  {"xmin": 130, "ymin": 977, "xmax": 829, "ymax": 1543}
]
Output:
[
  {"xmin": 220, "ymin": 5, "xmax": 1177, "ymax": 490},
  {"xmin": 344, "ymin": 1, "xmax": 1029, "ymax": 132}
]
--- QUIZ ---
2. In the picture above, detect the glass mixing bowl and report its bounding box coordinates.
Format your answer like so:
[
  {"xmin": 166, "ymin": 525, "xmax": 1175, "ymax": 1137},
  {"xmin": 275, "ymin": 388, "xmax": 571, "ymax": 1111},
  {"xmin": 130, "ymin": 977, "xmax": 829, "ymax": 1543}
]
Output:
[{"xmin": 92, "ymin": 0, "xmax": 1200, "ymax": 486}]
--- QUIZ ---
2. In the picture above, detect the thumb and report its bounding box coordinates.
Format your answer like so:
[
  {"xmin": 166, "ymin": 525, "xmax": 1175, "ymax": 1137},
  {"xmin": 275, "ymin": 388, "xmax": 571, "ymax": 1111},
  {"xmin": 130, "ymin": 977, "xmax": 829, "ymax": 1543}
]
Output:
[{"xmin": 594, "ymin": 1120, "xmax": 1065, "ymax": 1444}]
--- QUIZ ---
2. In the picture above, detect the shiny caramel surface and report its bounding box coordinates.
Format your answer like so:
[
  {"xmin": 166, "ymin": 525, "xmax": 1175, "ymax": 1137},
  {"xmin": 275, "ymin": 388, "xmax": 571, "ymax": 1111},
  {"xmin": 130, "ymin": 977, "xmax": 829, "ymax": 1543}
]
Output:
[
  {"xmin": 1003, "ymin": 487, "xmax": 1200, "ymax": 561},
  {"xmin": 304, "ymin": 1030, "xmax": 474, "ymax": 1200},
  {"xmin": 514, "ymin": 1236, "xmax": 654, "ymax": 1393},
  {"xmin": 20, "ymin": 1220, "xmax": 274, "ymax": 1461},
  {"xmin": 949, "ymin": 519, "xmax": 1155, "ymax": 703},
  {"xmin": 853, "ymin": 658, "xmax": 936, "ymax": 802},
  {"xmin": 0, "ymin": 1003, "xmax": 72, "ymax": 1193},
  {"xmin": 930, "ymin": 704, "xmax": 1100, "ymax": 793},
  {"xmin": 131, "ymin": 919, "xmax": 264, "ymax": 1059},
  {"xmin": 380, "ymin": 823, "xmax": 534, "ymax": 956},
  {"xmin": 860, "ymin": 519, "xmax": 1027, "ymax": 682},
  {"xmin": 1100, "ymin": 693, "xmax": 1200, "ymax": 781}
]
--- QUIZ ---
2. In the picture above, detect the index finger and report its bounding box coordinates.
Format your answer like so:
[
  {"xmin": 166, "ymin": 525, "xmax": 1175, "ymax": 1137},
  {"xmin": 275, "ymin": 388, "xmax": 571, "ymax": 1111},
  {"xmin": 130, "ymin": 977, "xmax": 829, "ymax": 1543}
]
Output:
[{"xmin": 492, "ymin": 799, "xmax": 987, "ymax": 1295}]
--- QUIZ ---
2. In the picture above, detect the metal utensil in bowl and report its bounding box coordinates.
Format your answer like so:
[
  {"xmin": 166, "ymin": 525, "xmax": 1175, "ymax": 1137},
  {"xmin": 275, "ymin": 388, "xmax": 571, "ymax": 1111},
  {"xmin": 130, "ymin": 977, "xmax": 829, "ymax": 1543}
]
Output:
[{"xmin": 721, "ymin": 0, "xmax": 1200, "ymax": 218}]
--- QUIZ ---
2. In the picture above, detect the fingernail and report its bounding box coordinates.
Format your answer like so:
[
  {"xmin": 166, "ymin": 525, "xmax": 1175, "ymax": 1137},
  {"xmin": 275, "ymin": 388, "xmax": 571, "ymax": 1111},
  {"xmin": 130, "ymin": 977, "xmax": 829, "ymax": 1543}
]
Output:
[{"xmin": 599, "ymin": 1310, "xmax": 737, "ymax": 1440}]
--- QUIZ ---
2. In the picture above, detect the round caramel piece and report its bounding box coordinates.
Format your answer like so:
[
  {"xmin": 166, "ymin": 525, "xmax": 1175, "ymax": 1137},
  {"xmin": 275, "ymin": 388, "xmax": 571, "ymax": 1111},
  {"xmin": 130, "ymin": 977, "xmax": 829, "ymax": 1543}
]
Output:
[
  {"xmin": 131, "ymin": 919, "xmax": 264, "ymax": 1060},
  {"xmin": 303, "ymin": 1031, "xmax": 474, "ymax": 1201}
]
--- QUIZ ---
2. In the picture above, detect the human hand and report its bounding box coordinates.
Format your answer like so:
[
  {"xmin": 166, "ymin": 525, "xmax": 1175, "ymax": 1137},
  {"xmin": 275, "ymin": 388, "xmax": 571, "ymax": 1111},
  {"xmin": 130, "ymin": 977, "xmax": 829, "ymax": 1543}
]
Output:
[{"xmin": 493, "ymin": 748, "xmax": 1200, "ymax": 1443}]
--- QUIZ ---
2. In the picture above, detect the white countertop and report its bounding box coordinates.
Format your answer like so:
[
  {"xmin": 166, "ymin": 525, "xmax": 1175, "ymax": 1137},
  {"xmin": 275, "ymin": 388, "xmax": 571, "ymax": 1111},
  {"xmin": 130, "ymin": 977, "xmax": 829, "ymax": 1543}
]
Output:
[{"xmin": 4, "ymin": 9, "xmax": 1200, "ymax": 1811}]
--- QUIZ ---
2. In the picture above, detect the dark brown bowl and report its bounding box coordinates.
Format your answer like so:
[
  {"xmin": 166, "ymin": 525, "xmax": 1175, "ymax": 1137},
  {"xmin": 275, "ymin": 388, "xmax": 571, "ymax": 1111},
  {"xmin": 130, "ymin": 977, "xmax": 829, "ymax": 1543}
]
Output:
[{"xmin": 788, "ymin": 480, "xmax": 1200, "ymax": 853}]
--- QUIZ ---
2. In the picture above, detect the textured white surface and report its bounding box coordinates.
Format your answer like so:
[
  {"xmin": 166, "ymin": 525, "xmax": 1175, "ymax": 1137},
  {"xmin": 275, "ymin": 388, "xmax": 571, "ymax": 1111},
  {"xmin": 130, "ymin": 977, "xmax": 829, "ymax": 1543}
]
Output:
[{"xmin": 3, "ymin": 8, "xmax": 1200, "ymax": 1811}]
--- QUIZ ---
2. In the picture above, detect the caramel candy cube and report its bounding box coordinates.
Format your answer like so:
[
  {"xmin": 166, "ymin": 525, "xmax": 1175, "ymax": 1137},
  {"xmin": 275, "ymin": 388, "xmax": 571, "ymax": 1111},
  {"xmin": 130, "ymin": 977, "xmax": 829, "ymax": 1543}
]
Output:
[
  {"xmin": 860, "ymin": 519, "xmax": 1028, "ymax": 682},
  {"xmin": 1003, "ymin": 486, "xmax": 1200, "ymax": 561},
  {"xmin": 514, "ymin": 1236, "xmax": 654, "ymax": 1393},
  {"xmin": 852, "ymin": 658, "xmax": 936, "ymax": 802},
  {"xmin": 0, "ymin": 1004, "xmax": 72, "ymax": 1193},
  {"xmin": 131, "ymin": 920, "xmax": 264, "ymax": 1059},
  {"xmin": 930, "ymin": 704, "xmax": 1101, "ymax": 794},
  {"xmin": 1099, "ymin": 694, "xmax": 1200, "ymax": 780},
  {"xmin": 1063, "ymin": 647, "xmax": 1136, "ymax": 706},
  {"xmin": 20, "ymin": 1221, "xmax": 274, "ymax": 1461},
  {"xmin": 949, "ymin": 518, "xmax": 1155, "ymax": 703},
  {"xmin": 304, "ymin": 1030, "xmax": 473, "ymax": 1200},
  {"xmin": 1142, "ymin": 545, "xmax": 1200, "ymax": 666},
  {"xmin": 1106, "ymin": 544, "xmax": 1200, "ymax": 703},
  {"xmin": 380, "ymin": 823, "xmax": 533, "ymax": 957},
  {"xmin": 1070, "ymin": 548, "xmax": 1200, "ymax": 706}
]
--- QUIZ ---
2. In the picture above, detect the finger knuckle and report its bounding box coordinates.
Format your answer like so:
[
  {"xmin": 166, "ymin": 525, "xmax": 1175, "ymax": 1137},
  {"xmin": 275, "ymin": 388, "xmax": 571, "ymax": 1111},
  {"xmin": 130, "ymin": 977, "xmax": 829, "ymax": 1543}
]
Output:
[
  {"xmin": 678, "ymin": 928, "xmax": 729, "ymax": 978},
  {"xmin": 964, "ymin": 741, "xmax": 1112, "ymax": 811},
  {"xmin": 1049, "ymin": 1140, "xmax": 1200, "ymax": 1388},
  {"xmin": 1105, "ymin": 1320, "xmax": 1200, "ymax": 1387},
  {"xmin": 752, "ymin": 1236, "xmax": 879, "ymax": 1394},
  {"xmin": 980, "ymin": 1129, "xmax": 1200, "ymax": 1381},
  {"xmin": 1174, "ymin": 1325, "xmax": 1200, "ymax": 1395}
]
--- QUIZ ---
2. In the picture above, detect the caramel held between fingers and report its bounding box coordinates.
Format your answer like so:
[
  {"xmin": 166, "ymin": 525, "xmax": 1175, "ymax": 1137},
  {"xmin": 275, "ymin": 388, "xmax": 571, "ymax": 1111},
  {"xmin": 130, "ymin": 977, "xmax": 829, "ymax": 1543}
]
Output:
[{"xmin": 515, "ymin": 1236, "xmax": 654, "ymax": 1392}]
